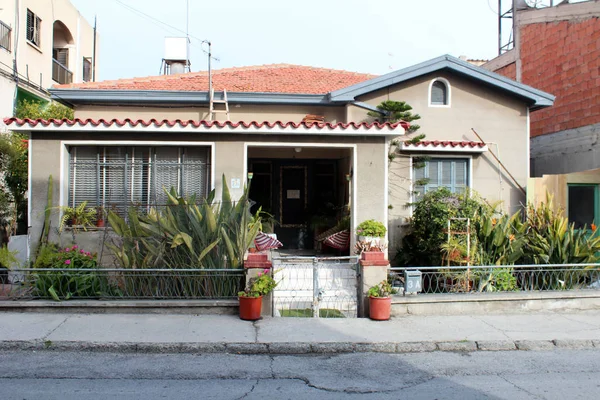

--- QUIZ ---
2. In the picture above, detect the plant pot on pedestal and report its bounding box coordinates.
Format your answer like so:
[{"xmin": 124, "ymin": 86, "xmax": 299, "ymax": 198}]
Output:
[
  {"xmin": 369, "ymin": 296, "xmax": 392, "ymax": 321},
  {"xmin": 238, "ymin": 295, "xmax": 263, "ymax": 321}
]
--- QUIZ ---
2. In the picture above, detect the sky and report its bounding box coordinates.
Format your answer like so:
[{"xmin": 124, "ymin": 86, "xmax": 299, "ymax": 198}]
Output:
[{"xmin": 69, "ymin": 0, "xmax": 558, "ymax": 82}]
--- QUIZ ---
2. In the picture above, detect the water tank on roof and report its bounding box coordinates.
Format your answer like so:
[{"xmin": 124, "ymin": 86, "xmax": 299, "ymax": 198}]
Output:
[{"xmin": 164, "ymin": 37, "xmax": 190, "ymax": 74}]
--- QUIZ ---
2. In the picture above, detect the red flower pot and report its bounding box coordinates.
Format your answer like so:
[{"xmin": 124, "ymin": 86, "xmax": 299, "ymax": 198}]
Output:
[
  {"xmin": 96, "ymin": 219, "xmax": 105, "ymax": 228},
  {"xmin": 239, "ymin": 295, "xmax": 263, "ymax": 321},
  {"xmin": 369, "ymin": 296, "xmax": 392, "ymax": 321}
]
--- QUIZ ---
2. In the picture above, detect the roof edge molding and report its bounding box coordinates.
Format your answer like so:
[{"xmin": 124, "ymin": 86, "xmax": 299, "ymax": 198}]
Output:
[
  {"xmin": 3, "ymin": 117, "xmax": 408, "ymax": 137},
  {"xmin": 401, "ymin": 140, "xmax": 488, "ymax": 153},
  {"xmin": 49, "ymin": 89, "xmax": 331, "ymax": 106},
  {"xmin": 329, "ymin": 55, "xmax": 555, "ymax": 110}
]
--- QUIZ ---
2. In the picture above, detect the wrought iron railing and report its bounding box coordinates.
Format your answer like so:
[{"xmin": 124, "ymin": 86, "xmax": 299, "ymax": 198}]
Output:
[
  {"xmin": 389, "ymin": 264, "xmax": 600, "ymax": 294},
  {"xmin": 52, "ymin": 58, "xmax": 73, "ymax": 84},
  {"xmin": 0, "ymin": 268, "xmax": 245, "ymax": 300},
  {"xmin": 0, "ymin": 20, "xmax": 11, "ymax": 52}
]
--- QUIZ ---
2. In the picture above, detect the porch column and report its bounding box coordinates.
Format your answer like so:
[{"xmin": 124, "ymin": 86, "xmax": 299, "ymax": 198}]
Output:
[
  {"xmin": 244, "ymin": 253, "xmax": 273, "ymax": 317},
  {"xmin": 358, "ymin": 252, "xmax": 389, "ymax": 318}
]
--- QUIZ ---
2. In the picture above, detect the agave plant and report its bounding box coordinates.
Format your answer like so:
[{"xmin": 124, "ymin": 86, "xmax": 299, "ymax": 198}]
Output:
[{"xmin": 107, "ymin": 175, "xmax": 261, "ymax": 270}]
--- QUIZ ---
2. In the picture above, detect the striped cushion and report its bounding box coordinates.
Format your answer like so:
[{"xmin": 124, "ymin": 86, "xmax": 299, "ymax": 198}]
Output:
[
  {"xmin": 254, "ymin": 231, "xmax": 283, "ymax": 251},
  {"xmin": 323, "ymin": 230, "xmax": 350, "ymax": 250}
]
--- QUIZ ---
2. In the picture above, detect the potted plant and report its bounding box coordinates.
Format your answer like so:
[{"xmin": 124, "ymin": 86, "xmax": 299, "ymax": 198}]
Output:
[
  {"xmin": 367, "ymin": 280, "xmax": 395, "ymax": 321},
  {"xmin": 58, "ymin": 202, "xmax": 97, "ymax": 232},
  {"xmin": 238, "ymin": 269, "xmax": 278, "ymax": 321},
  {"xmin": 0, "ymin": 245, "xmax": 19, "ymax": 299},
  {"xmin": 356, "ymin": 219, "xmax": 387, "ymax": 244},
  {"xmin": 95, "ymin": 206, "xmax": 106, "ymax": 228}
]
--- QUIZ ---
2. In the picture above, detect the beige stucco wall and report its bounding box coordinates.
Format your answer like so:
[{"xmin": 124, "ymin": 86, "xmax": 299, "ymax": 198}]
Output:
[
  {"xmin": 28, "ymin": 131, "xmax": 386, "ymax": 261},
  {"xmin": 347, "ymin": 71, "xmax": 530, "ymax": 257},
  {"xmin": 0, "ymin": 0, "xmax": 96, "ymax": 92},
  {"xmin": 73, "ymin": 104, "xmax": 346, "ymax": 124},
  {"xmin": 528, "ymin": 168, "xmax": 600, "ymax": 218}
]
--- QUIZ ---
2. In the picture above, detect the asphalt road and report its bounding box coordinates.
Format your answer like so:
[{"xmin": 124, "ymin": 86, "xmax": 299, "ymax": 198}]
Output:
[{"xmin": 1, "ymin": 349, "xmax": 600, "ymax": 399}]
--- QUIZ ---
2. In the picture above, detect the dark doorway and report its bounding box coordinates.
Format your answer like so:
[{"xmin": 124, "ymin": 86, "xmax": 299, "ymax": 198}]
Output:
[{"xmin": 248, "ymin": 148, "xmax": 351, "ymax": 252}]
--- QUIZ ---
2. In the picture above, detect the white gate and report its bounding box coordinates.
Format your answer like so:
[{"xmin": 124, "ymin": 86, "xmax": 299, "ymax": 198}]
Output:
[{"xmin": 272, "ymin": 256, "xmax": 359, "ymax": 318}]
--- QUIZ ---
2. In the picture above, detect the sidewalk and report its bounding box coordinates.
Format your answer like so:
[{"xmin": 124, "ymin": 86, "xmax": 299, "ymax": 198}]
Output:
[{"xmin": 2, "ymin": 311, "xmax": 600, "ymax": 354}]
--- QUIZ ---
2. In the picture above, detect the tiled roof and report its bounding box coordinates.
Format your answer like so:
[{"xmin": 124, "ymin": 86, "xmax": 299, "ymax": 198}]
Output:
[
  {"xmin": 401, "ymin": 140, "xmax": 488, "ymax": 152},
  {"xmin": 54, "ymin": 64, "xmax": 377, "ymax": 94},
  {"xmin": 3, "ymin": 118, "xmax": 409, "ymax": 134}
]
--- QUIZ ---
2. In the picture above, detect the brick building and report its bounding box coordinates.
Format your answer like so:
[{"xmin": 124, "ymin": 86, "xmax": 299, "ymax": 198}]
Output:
[{"xmin": 484, "ymin": 0, "xmax": 600, "ymax": 176}]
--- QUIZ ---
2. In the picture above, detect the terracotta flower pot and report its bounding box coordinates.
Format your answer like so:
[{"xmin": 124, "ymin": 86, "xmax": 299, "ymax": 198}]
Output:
[
  {"xmin": 369, "ymin": 296, "xmax": 392, "ymax": 321},
  {"xmin": 96, "ymin": 219, "xmax": 105, "ymax": 228},
  {"xmin": 239, "ymin": 295, "xmax": 263, "ymax": 321}
]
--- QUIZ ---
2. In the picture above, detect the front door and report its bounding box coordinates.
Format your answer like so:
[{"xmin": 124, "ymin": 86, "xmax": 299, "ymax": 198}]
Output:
[{"xmin": 280, "ymin": 166, "xmax": 307, "ymax": 228}]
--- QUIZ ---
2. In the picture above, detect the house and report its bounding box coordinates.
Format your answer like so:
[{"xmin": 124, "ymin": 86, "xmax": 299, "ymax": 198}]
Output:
[
  {"xmin": 483, "ymin": 0, "xmax": 600, "ymax": 228},
  {"xmin": 0, "ymin": 0, "xmax": 97, "ymax": 125},
  {"xmin": 4, "ymin": 55, "xmax": 554, "ymax": 261}
]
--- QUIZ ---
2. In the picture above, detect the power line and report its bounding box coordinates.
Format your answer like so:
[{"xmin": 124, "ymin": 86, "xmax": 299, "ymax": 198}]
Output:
[{"xmin": 113, "ymin": 0, "xmax": 218, "ymax": 60}]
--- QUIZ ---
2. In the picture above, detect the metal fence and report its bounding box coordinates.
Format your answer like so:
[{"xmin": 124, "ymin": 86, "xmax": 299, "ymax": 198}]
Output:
[
  {"xmin": 0, "ymin": 268, "xmax": 245, "ymax": 300},
  {"xmin": 389, "ymin": 264, "xmax": 600, "ymax": 295},
  {"xmin": 52, "ymin": 58, "xmax": 73, "ymax": 84},
  {"xmin": 272, "ymin": 256, "xmax": 359, "ymax": 318}
]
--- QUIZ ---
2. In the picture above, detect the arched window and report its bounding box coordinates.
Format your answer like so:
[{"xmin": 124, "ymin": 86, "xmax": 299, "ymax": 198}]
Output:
[{"xmin": 429, "ymin": 78, "xmax": 450, "ymax": 107}]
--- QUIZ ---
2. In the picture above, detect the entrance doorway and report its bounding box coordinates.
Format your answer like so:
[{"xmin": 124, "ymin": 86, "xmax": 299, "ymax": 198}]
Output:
[{"xmin": 247, "ymin": 146, "xmax": 352, "ymax": 254}]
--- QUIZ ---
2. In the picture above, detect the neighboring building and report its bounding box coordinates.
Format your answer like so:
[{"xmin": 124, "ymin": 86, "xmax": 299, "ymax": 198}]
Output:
[
  {"xmin": 484, "ymin": 0, "xmax": 600, "ymax": 177},
  {"xmin": 0, "ymin": 0, "xmax": 97, "ymax": 127},
  {"xmin": 484, "ymin": 0, "xmax": 600, "ymax": 230},
  {"xmin": 5, "ymin": 55, "xmax": 554, "ymax": 260}
]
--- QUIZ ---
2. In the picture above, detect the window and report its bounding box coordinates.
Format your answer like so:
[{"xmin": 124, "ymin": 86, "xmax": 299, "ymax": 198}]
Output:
[
  {"xmin": 26, "ymin": 9, "xmax": 41, "ymax": 47},
  {"xmin": 0, "ymin": 20, "xmax": 11, "ymax": 52},
  {"xmin": 83, "ymin": 57, "xmax": 92, "ymax": 82},
  {"xmin": 68, "ymin": 146, "xmax": 211, "ymax": 213},
  {"xmin": 429, "ymin": 79, "xmax": 450, "ymax": 106},
  {"xmin": 413, "ymin": 158, "xmax": 468, "ymax": 198},
  {"xmin": 568, "ymin": 184, "xmax": 599, "ymax": 229}
]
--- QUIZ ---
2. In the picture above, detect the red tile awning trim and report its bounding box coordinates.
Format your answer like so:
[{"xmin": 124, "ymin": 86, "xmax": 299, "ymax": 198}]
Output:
[
  {"xmin": 401, "ymin": 140, "xmax": 488, "ymax": 153},
  {"xmin": 3, "ymin": 118, "xmax": 409, "ymax": 136}
]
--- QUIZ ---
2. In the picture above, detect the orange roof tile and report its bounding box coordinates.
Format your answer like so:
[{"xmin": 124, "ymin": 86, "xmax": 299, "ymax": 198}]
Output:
[{"xmin": 55, "ymin": 64, "xmax": 377, "ymax": 94}]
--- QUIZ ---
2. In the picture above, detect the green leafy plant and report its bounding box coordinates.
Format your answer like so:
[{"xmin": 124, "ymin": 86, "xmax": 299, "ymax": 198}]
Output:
[
  {"xmin": 31, "ymin": 244, "xmax": 117, "ymax": 301},
  {"xmin": 107, "ymin": 175, "xmax": 260, "ymax": 270},
  {"xmin": 0, "ymin": 132, "xmax": 28, "ymax": 236},
  {"xmin": 356, "ymin": 220, "xmax": 387, "ymax": 237},
  {"xmin": 367, "ymin": 280, "xmax": 395, "ymax": 298},
  {"xmin": 251, "ymin": 207, "xmax": 278, "ymax": 233},
  {"xmin": 15, "ymin": 99, "xmax": 74, "ymax": 120},
  {"xmin": 399, "ymin": 188, "xmax": 482, "ymax": 266},
  {"xmin": 0, "ymin": 245, "xmax": 19, "ymax": 269},
  {"xmin": 238, "ymin": 269, "xmax": 278, "ymax": 298},
  {"xmin": 476, "ymin": 268, "xmax": 518, "ymax": 292},
  {"xmin": 58, "ymin": 202, "xmax": 98, "ymax": 232}
]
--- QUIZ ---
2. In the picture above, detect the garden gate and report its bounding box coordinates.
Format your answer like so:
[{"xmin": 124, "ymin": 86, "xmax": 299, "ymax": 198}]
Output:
[{"xmin": 271, "ymin": 255, "xmax": 359, "ymax": 318}]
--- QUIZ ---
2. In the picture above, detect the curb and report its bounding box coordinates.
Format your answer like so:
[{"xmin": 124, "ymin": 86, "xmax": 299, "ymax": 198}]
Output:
[{"xmin": 0, "ymin": 339, "xmax": 598, "ymax": 354}]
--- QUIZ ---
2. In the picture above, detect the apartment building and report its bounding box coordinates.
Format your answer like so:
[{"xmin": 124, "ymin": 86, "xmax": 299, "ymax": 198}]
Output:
[{"xmin": 0, "ymin": 0, "xmax": 97, "ymax": 127}]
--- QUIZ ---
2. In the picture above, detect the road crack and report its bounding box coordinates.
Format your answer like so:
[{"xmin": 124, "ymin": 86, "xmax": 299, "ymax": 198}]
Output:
[
  {"xmin": 236, "ymin": 379, "xmax": 259, "ymax": 399},
  {"xmin": 41, "ymin": 316, "xmax": 71, "ymax": 341},
  {"xmin": 499, "ymin": 374, "xmax": 547, "ymax": 400}
]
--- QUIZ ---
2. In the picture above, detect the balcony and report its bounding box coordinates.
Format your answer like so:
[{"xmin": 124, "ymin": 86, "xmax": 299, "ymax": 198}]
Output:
[{"xmin": 52, "ymin": 58, "xmax": 73, "ymax": 84}]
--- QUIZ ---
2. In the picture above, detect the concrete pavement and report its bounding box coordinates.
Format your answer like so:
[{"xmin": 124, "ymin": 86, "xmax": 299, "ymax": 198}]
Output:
[{"xmin": 2, "ymin": 311, "xmax": 600, "ymax": 353}]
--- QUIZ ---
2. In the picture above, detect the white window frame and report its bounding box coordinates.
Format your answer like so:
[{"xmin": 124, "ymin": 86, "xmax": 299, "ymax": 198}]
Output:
[
  {"xmin": 59, "ymin": 141, "xmax": 216, "ymax": 209},
  {"xmin": 428, "ymin": 77, "xmax": 451, "ymax": 108}
]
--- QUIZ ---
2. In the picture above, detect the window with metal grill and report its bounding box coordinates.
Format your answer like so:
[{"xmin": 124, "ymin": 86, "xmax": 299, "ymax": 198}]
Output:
[
  {"xmin": 26, "ymin": 9, "xmax": 41, "ymax": 47},
  {"xmin": 0, "ymin": 20, "xmax": 11, "ymax": 52},
  {"xmin": 413, "ymin": 158, "xmax": 468, "ymax": 199},
  {"xmin": 68, "ymin": 146, "xmax": 211, "ymax": 213},
  {"xmin": 430, "ymin": 80, "xmax": 448, "ymax": 106}
]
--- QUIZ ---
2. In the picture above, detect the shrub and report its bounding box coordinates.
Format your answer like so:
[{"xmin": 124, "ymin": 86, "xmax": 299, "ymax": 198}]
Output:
[
  {"xmin": 238, "ymin": 269, "xmax": 278, "ymax": 298},
  {"xmin": 31, "ymin": 244, "xmax": 117, "ymax": 300},
  {"xmin": 398, "ymin": 188, "xmax": 482, "ymax": 266},
  {"xmin": 356, "ymin": 220, "xmax": 387, "ymax": 237}
]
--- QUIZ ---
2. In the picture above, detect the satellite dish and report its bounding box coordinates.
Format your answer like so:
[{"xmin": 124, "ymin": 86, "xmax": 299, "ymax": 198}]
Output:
[{"xmin": 514, "ymin": 0, "xmax": 532, "ymax": 10}]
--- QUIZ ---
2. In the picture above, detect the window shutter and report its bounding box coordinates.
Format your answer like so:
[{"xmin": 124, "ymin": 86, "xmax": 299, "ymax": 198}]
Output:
[
  {"xmin": 55, "ymin": 48, "xmax": 68, "ymax": 67},
  {"xmin": 69, "ymin": 147, "xmax": 99, "ymax": 208},
  {"xmin": 431, "ymin": 81, "xmax": 447, "ymax": 105},
  {"xmin": 26, "ymin": 10, "xmax": 34, "ymax": 42},
  {"xmin": 454, "ymin": 160, "xmax": 467, "ymax": 193},
  {"xmin": 182, "ymin": 147, "xmax": 210, "ymax": 199}
]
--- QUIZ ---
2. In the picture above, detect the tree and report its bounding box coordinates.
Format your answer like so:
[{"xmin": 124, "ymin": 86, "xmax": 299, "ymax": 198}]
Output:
[
  {"xmin": 15, "ymin": 100, "xmax": 74, "ymax": 120},
  {"xmin": 0, "ymin": 133, "xmax": 28, "ymax": 239}
]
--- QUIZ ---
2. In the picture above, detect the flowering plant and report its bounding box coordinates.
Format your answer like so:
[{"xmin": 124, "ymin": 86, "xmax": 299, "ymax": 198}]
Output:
[
  {"xmin": 356, "ymin": 220, "xmax": 387, "ymax": 237},
  {"xmin": 367, "ymin": 280, "xmax": 396, "ymax": 298},
  {"xmin": 238, "ymin": 269, "xmax": 278, "ymax": 298}
]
